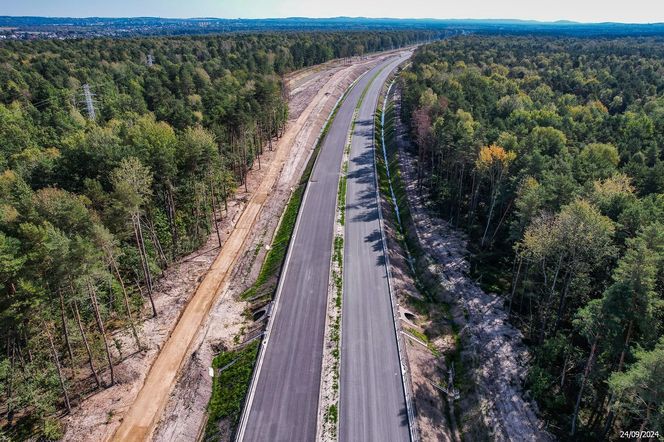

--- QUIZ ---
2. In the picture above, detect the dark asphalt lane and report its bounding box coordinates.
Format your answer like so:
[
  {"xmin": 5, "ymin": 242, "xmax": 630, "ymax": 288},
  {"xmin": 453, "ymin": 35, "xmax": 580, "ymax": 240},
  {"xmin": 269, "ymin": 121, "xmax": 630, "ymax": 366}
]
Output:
[
  {"xmin": 238, "ymin": 55, "xmax": 403, "ymax": 442},
  {"xmin": 340, "ymin": 53, "xmax": 412, "ymax": 442}
]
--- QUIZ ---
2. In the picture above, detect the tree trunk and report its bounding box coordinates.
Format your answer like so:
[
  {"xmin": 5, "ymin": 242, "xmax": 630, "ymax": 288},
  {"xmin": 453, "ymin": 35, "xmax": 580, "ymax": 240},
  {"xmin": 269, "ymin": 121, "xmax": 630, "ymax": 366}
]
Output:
[
  {"xmin": 456, "ymin": 162, "xmax": 465, "ymax": 227},
  {"xmin": 602, "ymin": 319, "xmax": 635, "ymax": 436},
  {"xmin": 242, "ymin": 138, "xmax": 249, "ymax": 193},
  {"xmin": 59, "ymin": 290, "xmax": 75, "ymax": 370},
  {"xmin": 165, "ymin": 186, "xmax": 178, "ymax": 260},
  {"xmin": 193, "ymin": 184, "xmax": 201, "ymax": 242},
  {"xmin": 509, "ymin": 256, "xmax": 523, "ymax": 315},
  {"xmin": 108, "ymin": 254, "xmax": 142, "ymax": 351},
  {"xmin": 134, "ymin": 214, "xmax": 157, "ymax": 317},
  {"xmin": 468, "ymin": 171, "xmax": 479, "ymax": 224},
  {"xmin": 553, "ymin": 270, "xmax": 575, "ymax": 333},
  {"xmin": 25, "ymin": 333, "xmax": 34, "ymax": 364},
  {"xmin": 540, "ymin": 258, "xmax": 565, "ymax": 343},
  {"xmin": 87, "ymin": 282, "xmax": 114, "ymax": 386},
  {"xmin": 481, "ymin": 181, "xmax": 499, "ymax": 248},
  {"xmin": 145, "ymin": 216, "xmax": 167, "ymax": 268},
  {"xmin": 72, "ymin": 299, "xmax": 100, "ymax": 388},
  {"xmin": 490, "ymin": 198, "xmax": 514, "ymax": 244},
  {"xmin": 617, "ymin": 319, "xmax": 634, "ymax": 372},
  {"xmin": 223, "ymin": 179, "xmax": 229, "ymax": 213},
  {"xmin": 6, "ymin": 338, "xmax": 15, "ymax": 424},
  {"xmin": 560, "ymin": 355, "xmax": 569, "ymax": 388},
  {"xmin": 572, "ymin": 336, "xmax": 598, "ymax": 435},
  {"xmin": 210, "ymin": 177, "xmax": 222, "ymax": 247},
  {"xmin": 133, "ymin": 214, "xmax": 151, "ymax": 291},
  {"xmin": 588, "ymin": 390, "xmax": 609, "ymax": 431},
  {"xmin": 638, "ymin": 405, "xmax": 651, "ymax": 438},
  {"xmin": 46, "ymin": 327, "xmax": 71, "ymax": 413}
]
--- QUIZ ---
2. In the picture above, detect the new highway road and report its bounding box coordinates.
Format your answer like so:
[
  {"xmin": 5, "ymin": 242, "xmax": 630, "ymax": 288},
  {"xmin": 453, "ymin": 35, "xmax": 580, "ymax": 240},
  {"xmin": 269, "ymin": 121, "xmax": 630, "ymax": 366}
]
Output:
[
  {"xmin": 238, "ymin": 53, "xmax": 410, "ymax": 442},
  {"xmin": 340, "ymin": 53, "xmax": 411, "ymax": 442},
  {"xmin": 238, "ymin": 52, "xmax": 402, "ymax": 441}
]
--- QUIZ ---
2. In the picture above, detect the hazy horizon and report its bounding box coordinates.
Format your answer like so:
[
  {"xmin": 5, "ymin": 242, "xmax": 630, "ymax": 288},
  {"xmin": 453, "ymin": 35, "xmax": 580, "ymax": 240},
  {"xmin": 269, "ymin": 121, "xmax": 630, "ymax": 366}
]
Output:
[
  {"xmin": 3, "ymin": 0, "xmax": 664, "ymax": 24},
  {"xmin": 3, "ymin": 16, "xmax": 664, "ymax": 25}
]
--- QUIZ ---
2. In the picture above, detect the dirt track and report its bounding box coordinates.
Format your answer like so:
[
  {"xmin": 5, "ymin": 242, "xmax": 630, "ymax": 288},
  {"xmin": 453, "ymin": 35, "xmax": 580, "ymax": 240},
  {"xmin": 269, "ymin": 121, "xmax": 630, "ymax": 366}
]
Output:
[{"xmin": 96, "ymin": 54, "xmax": 394, "ymax": 442}]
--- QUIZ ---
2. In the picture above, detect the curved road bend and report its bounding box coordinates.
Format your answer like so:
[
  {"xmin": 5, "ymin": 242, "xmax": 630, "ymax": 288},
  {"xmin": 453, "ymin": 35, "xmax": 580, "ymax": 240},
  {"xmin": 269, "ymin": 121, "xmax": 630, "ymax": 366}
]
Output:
[
  {"xmin": 238, "ymin": 54, "xmax": 405, "ymax": 442},
  {"xmin": 341, "ymin": 52, "xmax": 412, "ymax": 442}
]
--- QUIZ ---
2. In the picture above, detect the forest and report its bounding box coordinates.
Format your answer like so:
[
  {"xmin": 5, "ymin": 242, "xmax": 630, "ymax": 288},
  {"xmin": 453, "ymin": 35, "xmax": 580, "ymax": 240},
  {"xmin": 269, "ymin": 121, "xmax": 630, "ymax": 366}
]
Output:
[
  {"xmin": 401, "ymin": 36, "xmax": 664, "ymax": 439},
  {"xmin": 0, "ymin": 30, "xmax": 432, "ymax": 439}
]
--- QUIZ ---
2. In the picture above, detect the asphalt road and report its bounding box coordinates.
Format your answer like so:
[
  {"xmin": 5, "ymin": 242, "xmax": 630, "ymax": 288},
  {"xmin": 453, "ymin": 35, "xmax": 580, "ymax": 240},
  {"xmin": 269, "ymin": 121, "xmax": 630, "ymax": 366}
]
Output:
[
  {"xmin": 340, "ymin": 52, "xmax": 412, "ymax": 442},
  {"xmin": 238, "ymin": 55, "xmax": 403, "ymax": 442}
]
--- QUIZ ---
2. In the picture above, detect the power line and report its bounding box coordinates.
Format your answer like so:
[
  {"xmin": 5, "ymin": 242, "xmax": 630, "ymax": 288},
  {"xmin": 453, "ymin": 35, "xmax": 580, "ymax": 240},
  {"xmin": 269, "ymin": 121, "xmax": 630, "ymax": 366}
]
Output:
[{"xmin": 81, "ymin": 83, "xmax": 96, "ymax": 121}]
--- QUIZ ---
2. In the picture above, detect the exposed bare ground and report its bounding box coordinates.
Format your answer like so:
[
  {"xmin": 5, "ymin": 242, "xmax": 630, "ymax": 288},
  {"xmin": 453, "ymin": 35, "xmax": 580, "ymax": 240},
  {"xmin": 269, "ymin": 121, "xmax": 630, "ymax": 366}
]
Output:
[
  {"xmin": 61, "ymin": 202, "xmax": 245, "ymax": 442},
  {"xmin": 61, "ymin": 53, "xmax": 395, "ymax": 442},
  {"xmin": 392, "ymin": 87, "xmax": 551, "ymax": 442},
  {"xmin": 383, "ymin": 199, "xmax": 458, "ymax": 442}
]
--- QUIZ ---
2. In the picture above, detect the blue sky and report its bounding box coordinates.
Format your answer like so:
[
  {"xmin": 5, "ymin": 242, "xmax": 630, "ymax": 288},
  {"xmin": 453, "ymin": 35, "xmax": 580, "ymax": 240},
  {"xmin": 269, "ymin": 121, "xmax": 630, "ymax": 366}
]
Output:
[{"xmin": 4, "ymin": 0, "xmax": 664, "ymax": 23}]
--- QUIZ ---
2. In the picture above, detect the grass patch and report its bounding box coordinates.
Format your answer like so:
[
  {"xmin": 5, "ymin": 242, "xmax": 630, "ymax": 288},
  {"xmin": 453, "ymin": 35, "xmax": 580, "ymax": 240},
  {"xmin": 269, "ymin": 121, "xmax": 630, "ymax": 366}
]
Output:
[
  {"xmin": 325, "ymin": 403, "xmax": 338, "ymax": 425},
  {"xmin": 338, "ymin": 167, "xmax": 348, "ymax": 226},
  {"xmin": 406, "ymin": 327, "xmax": 429, "ymax": 344},
  {"xmin": 204, "ymin": 340, "xmax": 259, "ymax": 441},
  {"xmin": 240, "ymin": 184, "xmax": 305, "ymax": 301}
]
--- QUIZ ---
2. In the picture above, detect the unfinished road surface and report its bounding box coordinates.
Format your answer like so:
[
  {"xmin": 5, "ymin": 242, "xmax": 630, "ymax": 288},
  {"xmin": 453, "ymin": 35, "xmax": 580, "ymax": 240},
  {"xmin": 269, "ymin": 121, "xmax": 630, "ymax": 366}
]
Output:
[
  {"xmin": 237, "ymin": 54, "xmax": 407, "ymax": 442},
  {"xmin": 340, "ymin": 52, "xmax": 412, "ymax": 442}
]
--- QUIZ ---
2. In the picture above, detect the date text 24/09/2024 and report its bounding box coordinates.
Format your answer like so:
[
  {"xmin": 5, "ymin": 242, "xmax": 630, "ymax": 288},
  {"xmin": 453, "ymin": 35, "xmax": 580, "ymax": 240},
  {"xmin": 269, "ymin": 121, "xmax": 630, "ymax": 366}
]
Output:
[{"xmin": 619, "ymin": 431, "xmax": 660, "ymax": 439}]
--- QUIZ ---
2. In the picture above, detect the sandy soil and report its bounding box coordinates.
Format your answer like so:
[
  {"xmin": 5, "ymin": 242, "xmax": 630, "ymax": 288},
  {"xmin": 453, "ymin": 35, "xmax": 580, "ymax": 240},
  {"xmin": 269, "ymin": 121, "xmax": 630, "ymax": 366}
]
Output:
[
  {"xmin": 60, "ymin": 53, "xmax": 396, "ymax": 442},
  {"xmin": 61, "ymin": 201, "xmax": 246, "ymax": 442},
  {"xmin": 392, "ymin": 86, "xmax": 551, "ymax": 442},
  {"xmin": 383, "ymin": 200, "xmax": 458, "ymax": 442}
]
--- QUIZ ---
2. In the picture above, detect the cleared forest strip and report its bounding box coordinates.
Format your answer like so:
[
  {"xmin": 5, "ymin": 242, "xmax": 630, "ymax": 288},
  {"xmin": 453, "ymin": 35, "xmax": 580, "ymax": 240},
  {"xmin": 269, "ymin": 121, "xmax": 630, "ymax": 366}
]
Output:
[
  {"xmin": 151, "ymin": 56, "xmax": 391, "ymax": 442},
  {"xmin": 109, "ymin": 55, "xmax": 390, "ymax": 442}
]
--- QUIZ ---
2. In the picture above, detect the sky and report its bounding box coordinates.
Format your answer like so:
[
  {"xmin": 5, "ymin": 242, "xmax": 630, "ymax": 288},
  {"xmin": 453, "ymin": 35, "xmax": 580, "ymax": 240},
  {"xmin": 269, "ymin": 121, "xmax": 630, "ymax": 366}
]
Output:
[{"xmin": 4, "ymin": 0, "xmax": 664, "ymax": 24}]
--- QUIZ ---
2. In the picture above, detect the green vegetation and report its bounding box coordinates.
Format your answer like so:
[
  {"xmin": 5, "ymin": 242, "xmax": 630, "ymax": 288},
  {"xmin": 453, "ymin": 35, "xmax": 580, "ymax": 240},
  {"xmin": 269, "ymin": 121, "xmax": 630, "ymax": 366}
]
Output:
[
  {"xmin": 240, "ymin": 185, "xmax": 305, "ymax": 301},
  {"xmin": 204, "ymin": 340, "xmax": 259, "ymax": 441},
  {"xmin": 401, "ymin": 36, "xmax": 664, "ymax": 439},
  {"xmin": 338, "ymin": 166, "xmax": 348, "ymax": 226},
  {"xmin": 325, "ymin": 402, "xmax": 338, "ymax": 425},
  {"xmin": 405, "ymin": 327, "xmax": 428, "ymax": 343}
]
